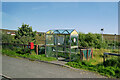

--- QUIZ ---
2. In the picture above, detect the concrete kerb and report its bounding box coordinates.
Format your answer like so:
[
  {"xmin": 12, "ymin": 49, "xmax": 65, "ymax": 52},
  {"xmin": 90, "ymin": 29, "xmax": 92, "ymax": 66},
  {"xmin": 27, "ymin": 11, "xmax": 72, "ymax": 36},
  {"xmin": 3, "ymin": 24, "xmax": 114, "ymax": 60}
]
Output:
[
  {"xmin": 21, "ymin": 57, "xmax": 68, "ymax": 67},
  {"xmin": 1, "ymin": 74, "xmax": 11, "ymax": 80},
  {"xmin": 20, "ymin": 57, "xmax": 93, "ymax": 73},
  {"xmin": 20, "ymin": 56, "xmax": 83, "ymax": 71}
]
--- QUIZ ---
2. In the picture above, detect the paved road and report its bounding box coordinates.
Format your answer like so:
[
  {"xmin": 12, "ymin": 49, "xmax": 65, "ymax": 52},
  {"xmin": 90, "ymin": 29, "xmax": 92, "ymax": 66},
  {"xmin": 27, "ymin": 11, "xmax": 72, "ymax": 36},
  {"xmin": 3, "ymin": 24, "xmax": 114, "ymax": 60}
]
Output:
[{"xmin": 2, "ymin": 56, "xmax": 106, "ymax": 78}]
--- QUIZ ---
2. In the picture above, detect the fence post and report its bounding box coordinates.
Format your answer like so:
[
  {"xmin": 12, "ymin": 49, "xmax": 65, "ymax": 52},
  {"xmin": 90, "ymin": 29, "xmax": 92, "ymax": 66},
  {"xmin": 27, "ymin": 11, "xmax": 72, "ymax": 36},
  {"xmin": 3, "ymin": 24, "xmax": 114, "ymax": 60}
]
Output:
[
  {"xmin": 24, "ymin": 45, "xmax": 26, "ymax": 52},
  {"xmin": 36, "ymin": 45, "xmax": 38, "ymax": 55},
  {"xmin": 80, "ymin": 49, "xmax": 82, "ymax": 60},
  {"xmin": 87, "ymin": 49, "xmax": 88, "ymax": 60},
  {"xmin": 80, "ymin": 49, "xmax": 83, "ymax": 60},
  {"xmin": 75, "ymin": 48, "xmax": 76, "ymax": 53},
  {"xmin": 91, "ymin": 48, "xmax": 93, "ymax": 58},
  {"xmin": 103, "ymin": 53, "xmax": 105, "ymax": 64}
]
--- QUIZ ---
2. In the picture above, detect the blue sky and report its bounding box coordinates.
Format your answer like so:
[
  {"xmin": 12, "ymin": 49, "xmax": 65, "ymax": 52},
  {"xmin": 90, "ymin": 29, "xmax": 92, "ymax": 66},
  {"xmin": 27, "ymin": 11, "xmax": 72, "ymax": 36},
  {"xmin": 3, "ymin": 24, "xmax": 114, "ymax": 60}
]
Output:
[{"xmin": 2, "ymin": 2, "xmax": 118, "ymax": 34}]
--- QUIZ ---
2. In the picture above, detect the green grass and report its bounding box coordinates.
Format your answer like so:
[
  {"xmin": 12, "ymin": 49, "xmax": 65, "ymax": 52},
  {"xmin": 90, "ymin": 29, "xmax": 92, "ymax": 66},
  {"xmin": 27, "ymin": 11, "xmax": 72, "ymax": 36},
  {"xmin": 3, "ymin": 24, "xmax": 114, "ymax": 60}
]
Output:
[
  {"xmin": 66, "ymin": 59, "xmax": 120, "ymax": 78},
  {"xmin": 2, "ymin": 48, "xmax": 57, "ymax": 61},
  {"xmin": 66, "ymin": 48, "xmax": 120, "ymax": 78},
  {"xmin": 90, "ymin": 48, "xmax": 119, "ymax": 65}
]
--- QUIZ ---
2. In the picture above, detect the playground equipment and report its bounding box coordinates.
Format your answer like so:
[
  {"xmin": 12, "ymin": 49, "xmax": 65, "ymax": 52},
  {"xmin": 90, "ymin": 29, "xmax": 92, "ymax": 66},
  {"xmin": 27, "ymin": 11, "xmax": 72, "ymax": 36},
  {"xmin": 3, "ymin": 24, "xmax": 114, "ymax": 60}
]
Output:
[
  {"xmin": 45, "ymin": 29, "xmax": 78, "ymax": 61},
  {"xmin": 79, "ymin": 48, "xmax": 93, "ymax": 60}
]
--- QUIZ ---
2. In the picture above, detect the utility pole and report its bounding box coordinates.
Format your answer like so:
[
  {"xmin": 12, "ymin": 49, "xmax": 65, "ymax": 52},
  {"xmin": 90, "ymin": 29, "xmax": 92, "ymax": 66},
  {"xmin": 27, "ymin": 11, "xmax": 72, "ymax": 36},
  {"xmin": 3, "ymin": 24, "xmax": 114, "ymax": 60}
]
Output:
[{"xmin": 101, "ymin": 28, "xmax": 104, "ymax": 43}]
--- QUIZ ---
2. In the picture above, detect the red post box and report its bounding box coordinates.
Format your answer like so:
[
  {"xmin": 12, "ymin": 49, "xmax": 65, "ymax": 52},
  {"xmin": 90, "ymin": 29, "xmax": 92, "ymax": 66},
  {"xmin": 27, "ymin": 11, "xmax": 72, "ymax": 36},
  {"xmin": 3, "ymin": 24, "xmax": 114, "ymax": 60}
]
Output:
[{"xmin": 29, "ymin": 42, "xmax": 34, "ymax": 49}]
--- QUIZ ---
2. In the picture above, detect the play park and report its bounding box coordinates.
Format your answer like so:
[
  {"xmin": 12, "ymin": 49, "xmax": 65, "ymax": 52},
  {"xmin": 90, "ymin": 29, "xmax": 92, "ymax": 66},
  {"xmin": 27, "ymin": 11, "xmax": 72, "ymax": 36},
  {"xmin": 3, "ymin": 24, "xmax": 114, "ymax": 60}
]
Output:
[{"xmin": 1, "ymin": 24, "xmax": 120, "ymax": 78}]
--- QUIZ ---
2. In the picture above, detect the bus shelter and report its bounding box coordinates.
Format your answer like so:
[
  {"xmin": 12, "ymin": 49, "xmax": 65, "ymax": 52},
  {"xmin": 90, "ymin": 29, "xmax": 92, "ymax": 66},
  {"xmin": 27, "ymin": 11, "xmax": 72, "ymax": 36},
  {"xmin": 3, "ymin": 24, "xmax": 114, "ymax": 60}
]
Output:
[{"xmin": 45, "ymin": 29, "xmax": 78, "ymax": 61}]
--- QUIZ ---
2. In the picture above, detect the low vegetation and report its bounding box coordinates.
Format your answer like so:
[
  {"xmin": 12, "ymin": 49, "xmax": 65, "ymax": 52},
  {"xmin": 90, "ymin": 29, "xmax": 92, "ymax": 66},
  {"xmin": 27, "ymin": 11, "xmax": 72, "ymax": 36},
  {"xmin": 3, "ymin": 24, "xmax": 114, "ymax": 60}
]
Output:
[
  {"xmin": 2, "ymin": 48, "xmax": 57, "ymax": 61},
  {"xmin": 66, "ymin": 58, "xmax": 120, "ymax": 78},
  {"xmin": 66, "ymin": 48, "xmax": 120, "ymax": 78}
]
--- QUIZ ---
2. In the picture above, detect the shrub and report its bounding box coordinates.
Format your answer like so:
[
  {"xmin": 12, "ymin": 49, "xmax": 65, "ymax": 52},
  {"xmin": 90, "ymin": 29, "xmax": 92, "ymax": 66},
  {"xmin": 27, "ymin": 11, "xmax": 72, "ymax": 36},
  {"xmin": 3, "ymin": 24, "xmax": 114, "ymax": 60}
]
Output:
[
  {"xmin": 115, "ymin": 67, "xmax": 120, "ymax": 78},
  {"xmin": 38, "ymin": 47, "xmax": 45, "ymax": 54},
  {"xmin": 103, "ymin": 58, "xmax": 119, "ymax": 67},
  {"xmin": 97, "ymin": 66, "xmax": 105, "ymax": 73},
  {"xmin": 104, "ymin": 67, "xmax": 115, "ymax": 76},
  {"xmin": 82, "ymin": 61, "xmax": 92, "ymax": 66},
  {"xmin": 31, "ymin": 50, "xmax": 36, "ymax": 55},
  {"xmin": 88, "ymin": 67, "xmax": 97, "ymax": 71},
  {"xmin": 66, "ymin": 59, "xmax": 120, "ymax": 78}
]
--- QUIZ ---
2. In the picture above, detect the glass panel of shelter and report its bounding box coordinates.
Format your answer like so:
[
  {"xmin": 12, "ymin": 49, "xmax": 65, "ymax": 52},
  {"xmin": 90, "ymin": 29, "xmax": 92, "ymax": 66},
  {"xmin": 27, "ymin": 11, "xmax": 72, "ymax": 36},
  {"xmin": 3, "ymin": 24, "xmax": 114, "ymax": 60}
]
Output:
[
  {"xmin": 70, "ymin": 30, "xmax": 78, "ymax": 61},
  {"xmin": 46, "ymin": 35, "xmax": 54, "ymax": 45},
  {"xmin": 46, "ymin": 29, "xmax": 78, "ymax": 61}
]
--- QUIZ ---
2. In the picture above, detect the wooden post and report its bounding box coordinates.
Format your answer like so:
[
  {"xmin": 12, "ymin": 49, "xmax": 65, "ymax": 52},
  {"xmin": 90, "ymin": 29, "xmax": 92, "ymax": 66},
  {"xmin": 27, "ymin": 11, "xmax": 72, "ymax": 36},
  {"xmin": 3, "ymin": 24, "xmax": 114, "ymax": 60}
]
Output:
[
  {"xmin": 24, "ymin": 45, "xmax": 25, "ymax": 52},
  {"xmin": 103, "ymin": 53, "xmax": 105, "ymax": 64},
  {"xmin": 80, "ymin": 49, "xmax": 83, "ymax": 60},
  {"xmin": 36, "ymin": 45, "xmax": 38, "ymax": 55},
  {"xmin": 82, "ymin": 50, "xmax": 84, "ymax": 60},
  {"xmin": 91, "ymin": 49, "xmax": 93, "ymax": 58},
  {"xmin": 87, "ymin": 49, "xmax": 88, "ymax": 60}
]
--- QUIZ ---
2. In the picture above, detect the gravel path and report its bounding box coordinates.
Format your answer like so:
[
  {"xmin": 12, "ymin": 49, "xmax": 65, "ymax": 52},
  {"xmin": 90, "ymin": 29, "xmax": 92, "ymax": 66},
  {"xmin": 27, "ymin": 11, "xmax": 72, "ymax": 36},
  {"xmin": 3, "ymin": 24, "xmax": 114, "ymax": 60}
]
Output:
[{"xmin": 2, "ymin": 55, "xmax": 106, "ymax": 78}]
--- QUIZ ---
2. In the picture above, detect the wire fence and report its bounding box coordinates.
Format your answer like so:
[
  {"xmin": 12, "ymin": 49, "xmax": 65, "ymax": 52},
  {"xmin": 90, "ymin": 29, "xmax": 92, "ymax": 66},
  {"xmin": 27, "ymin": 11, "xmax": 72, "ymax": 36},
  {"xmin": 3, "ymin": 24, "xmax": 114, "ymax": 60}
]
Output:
[
  {"xmin": 2, "ymin": 43, "xmax": 93, "ymax": 61},
  {"xmin": 2, "ymin": 43, "xmax": 45, "ymax": 55}
]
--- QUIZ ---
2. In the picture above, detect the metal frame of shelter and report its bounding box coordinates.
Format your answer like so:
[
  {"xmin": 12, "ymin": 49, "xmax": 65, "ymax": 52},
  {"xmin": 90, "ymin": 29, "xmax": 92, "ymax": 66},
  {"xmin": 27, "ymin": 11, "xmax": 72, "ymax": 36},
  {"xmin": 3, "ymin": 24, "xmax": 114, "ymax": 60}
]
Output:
[{"xmin": 45, "ymin": 29, "xmax": 78, "ymax": 61}]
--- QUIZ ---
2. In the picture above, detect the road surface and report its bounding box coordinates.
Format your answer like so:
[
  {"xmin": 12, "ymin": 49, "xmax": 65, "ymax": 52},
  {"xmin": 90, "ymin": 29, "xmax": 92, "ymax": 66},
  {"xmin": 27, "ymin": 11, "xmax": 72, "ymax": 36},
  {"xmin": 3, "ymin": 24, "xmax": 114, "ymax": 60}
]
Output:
[{"xmin": 2, "ymin": 55, "xmax": 106, "ymax": 78}]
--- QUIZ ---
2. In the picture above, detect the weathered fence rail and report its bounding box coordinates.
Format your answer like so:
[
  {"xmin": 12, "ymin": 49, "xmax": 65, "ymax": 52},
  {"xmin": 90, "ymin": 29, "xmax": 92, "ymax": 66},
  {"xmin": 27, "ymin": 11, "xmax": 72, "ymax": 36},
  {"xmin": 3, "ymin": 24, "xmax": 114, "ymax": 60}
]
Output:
[
  {"xmin": 2, "ymin": 43, "xmax": 27, "ymax": 45},
  {"xmin": 103, "ymin": 52, "xmax": 120, "ymax": 63},
  {"xmin": 2, "ymin": 43, "xmax": 45, "ymax": 55}
]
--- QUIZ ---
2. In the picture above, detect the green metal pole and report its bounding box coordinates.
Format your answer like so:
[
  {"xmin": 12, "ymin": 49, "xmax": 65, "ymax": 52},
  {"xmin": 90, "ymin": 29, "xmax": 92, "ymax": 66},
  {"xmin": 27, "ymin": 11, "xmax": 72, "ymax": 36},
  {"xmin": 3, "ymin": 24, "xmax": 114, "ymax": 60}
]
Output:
[
  {"xmin": 56, "ymin": 35, "xmax": 58, "ymax": 59},
  {"xmin": 45, "ymin": 33, "xmax": 47, "ymax": 57},
  {"xmin": 70, "ymin": 35, "xmax": 71, "ymax": 61},
  {"xmin": 64, "ymin": 35, "xmax": 66, "ymax": 58}
]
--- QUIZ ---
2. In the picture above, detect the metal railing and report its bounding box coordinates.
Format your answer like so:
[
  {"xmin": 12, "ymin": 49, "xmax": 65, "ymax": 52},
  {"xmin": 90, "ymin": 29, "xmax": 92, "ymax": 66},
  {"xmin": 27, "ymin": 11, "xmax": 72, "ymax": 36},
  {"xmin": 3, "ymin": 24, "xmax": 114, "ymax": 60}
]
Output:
[{"xmin": 103, "ymin": 52, "xmax": 120, "ymax": 63}]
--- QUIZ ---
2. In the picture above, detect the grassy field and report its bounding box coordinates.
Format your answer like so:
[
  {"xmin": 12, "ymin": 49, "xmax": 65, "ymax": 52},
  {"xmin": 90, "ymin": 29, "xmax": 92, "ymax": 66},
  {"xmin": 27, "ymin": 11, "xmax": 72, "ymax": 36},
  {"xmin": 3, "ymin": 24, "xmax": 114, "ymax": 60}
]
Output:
[
  {"xmin": 66, "ymin": 48, "xmax": 120, "ymax": 78},
  {"xmin": 82, "ymin": 48, "xmax": 119, "ymax": 67},
  {"xmin": 90, "ymin": 49, "xmax": 119, "ymax": 65}
]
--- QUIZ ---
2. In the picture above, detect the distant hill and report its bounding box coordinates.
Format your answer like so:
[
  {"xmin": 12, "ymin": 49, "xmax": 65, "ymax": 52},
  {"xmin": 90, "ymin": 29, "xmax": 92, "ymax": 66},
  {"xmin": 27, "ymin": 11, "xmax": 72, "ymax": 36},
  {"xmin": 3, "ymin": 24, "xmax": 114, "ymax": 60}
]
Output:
[
  {"xmin": 0, "ymin": 29, "xmax": 45, "ymax": 36},
  {"xmin": 0, "ymin": 29, "xmax": 17, "ymax": 35},
  {"xmin": 103, "ymin": 34, "xmax": 120, "ymax": 42},
  {"xmin": 1, "ymin": 29, "xmax": 119, "ymax": 42}
]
